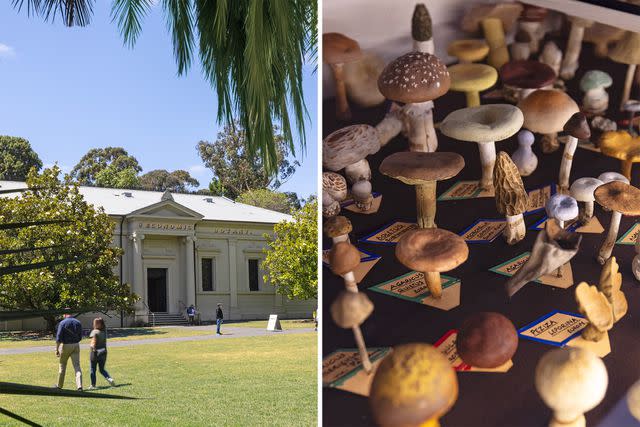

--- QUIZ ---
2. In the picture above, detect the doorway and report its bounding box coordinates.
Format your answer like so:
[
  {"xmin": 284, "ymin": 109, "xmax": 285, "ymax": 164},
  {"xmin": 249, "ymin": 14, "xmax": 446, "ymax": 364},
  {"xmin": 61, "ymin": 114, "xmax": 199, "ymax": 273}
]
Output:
[{"xmin": 147, "ymin": 268, "xmax": 168, "ymax": 312}]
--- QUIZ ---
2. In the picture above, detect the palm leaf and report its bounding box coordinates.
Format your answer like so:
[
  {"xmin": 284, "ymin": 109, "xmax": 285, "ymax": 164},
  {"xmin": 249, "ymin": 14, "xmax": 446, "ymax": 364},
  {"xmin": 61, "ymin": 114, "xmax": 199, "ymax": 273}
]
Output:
[
  {"xmin": 12, "ymin": 0, "xmax": 95, "ymax": 26},
  {"xmin": 111, "ymin": 0, "xmax": 154, "ymax": 47},
  {"xmin": 0, "ymin": 382, "xmax": 136, "ymax": 399}
]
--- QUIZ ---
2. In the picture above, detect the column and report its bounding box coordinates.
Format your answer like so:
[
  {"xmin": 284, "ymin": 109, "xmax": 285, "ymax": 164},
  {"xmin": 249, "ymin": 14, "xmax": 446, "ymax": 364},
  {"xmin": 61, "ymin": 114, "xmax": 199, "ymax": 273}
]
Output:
[
  {"xmin": 228, "ymin": 238, "xmax": 238, "ymax": 309},
  {"xmin": 184, "ymin": 235, "xmax": 196, "ymax": 308},
  {"xmin": 130, "ymin": 232, "xmax": 145, "ymax": 313}
]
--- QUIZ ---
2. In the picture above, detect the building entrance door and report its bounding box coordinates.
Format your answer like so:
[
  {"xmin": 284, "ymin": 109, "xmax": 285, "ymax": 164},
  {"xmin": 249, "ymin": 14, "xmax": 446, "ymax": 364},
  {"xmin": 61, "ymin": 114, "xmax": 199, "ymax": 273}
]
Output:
[{"xmin": 147, "ymin": 268, "xmax": 168, "ymax": 312}]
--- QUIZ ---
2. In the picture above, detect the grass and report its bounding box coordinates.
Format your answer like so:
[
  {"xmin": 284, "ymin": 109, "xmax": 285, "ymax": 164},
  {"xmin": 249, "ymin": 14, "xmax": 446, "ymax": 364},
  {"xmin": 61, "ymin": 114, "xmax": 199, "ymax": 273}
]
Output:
[
  {"xmin": 0, "ymin": 333, "xmax": 317, "ymax": 426},
  {"xmin": 228, "ymin": 319, "xmax": 315, "ymax": 329}
]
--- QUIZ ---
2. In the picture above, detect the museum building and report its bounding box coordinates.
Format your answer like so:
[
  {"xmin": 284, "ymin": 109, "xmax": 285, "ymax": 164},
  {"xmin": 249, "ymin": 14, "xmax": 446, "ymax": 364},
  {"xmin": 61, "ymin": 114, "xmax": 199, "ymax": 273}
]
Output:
[{"xmin": 0, "ymin": 181, "xmax": 315, "ymax": 329}]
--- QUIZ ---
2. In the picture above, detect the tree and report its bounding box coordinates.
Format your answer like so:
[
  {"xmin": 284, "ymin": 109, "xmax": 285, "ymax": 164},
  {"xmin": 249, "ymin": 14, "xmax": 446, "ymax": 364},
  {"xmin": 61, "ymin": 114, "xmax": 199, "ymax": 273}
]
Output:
[
  {"xmin": 70, "ymin": 147, "xmax": 141, "ymax": 185},
  {"xmin": 198, "ymin": 124, "xmax": 299, "ymax": 199},
  {"xmin": 0, "ymin": 136, "xmax": 43, "ymax": 181},
  {"xmin": 12, "ymin": 0, "xmax": 317, "ymax": 175},
  {"xmin": 95, "ymin": 165, "xmax": 140, "ymax": 189},
  {"xmin": 262, "ymin": 200, "xmax": 317, "ymax": 300},
  {"xmin": 0, "ymin": 166, "xmax": 138, "ymax": 331},
  {"xmin": 139, "ymin": 169, "xmax": 200, "ymax": 192},
  {"xmin": 237, "ymin": 189, "xmax": 299, "ymax": 214}
]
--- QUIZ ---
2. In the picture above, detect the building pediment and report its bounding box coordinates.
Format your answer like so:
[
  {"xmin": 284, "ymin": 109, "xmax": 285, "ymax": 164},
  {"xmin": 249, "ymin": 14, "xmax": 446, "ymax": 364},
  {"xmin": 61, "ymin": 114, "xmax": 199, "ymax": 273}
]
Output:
[{"xmin": 127, "ymin": 200, "xmax": 205, "ymax": 221}]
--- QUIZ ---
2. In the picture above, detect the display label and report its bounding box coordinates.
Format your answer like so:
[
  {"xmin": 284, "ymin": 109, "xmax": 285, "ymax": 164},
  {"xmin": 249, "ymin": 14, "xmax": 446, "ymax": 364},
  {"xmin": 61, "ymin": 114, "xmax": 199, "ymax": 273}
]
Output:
[
  {"xmin": 459, "ymin": 219, "xmax": 506, "ymax": 243},
  {"xmin": 342, "ymin": 193, "xmax": 382, "ymax": 215},
  {"xmin": 617, "ymin": 222, "xmax": 640, "ymax": 245},
  {"xmin": 531, "ymin": 216, "xmax": 603, "ymax": 233},
  {"xmin": 369, "ymin": 272, "xmax": 461, "ymax": 311},
  {"xmin": 518, "ymin": 310, "xmax": 587, "ymax": 347},
  {"xmin": 438, "ymin": 181, "xmax": 494, "ymax": 201},
  {"xmin": 323, "ymin": 348, "xmax": 391, "ymax": 396},
  {"xmin": 358, "ymin": 221, "xmax": 418, "ymax": 245},
  {"xmin": 525, "ymin": 184, "xmax": 556, "ymax": 215},
  {"xmin": 489, "ymin": 252, "xmax": 574, "ymax": 288}
]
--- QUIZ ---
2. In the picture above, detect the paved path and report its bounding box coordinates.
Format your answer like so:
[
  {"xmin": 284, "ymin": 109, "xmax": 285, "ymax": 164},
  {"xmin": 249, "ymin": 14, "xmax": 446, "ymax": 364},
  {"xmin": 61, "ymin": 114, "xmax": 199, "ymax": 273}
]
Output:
[{"xmin": 0, "ymin": 327, "xmax": 315, "ymax": 355}]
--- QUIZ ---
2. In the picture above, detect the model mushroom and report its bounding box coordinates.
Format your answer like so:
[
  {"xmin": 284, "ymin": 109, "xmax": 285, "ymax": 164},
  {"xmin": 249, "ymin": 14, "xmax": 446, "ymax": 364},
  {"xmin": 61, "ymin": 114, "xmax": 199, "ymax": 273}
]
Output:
[
  {"xmin": 351, "ymin": 180, "xmax": 373, "ymax": 211},
  {"xmin": 560, "ymin": 16, "xmax": 594, "ymax": 80},
  {"xmin": 510, "ymin": 30, "xmax": 532, "ymax": 61},
  {"xmin": 623, "ymin": 100, "xmax": 640, "ymax": 136},
  {"xmin": 580, "ymin": 71, "xmax": 613, "ymax": 115},
  {"xmin": 343, "ymin": 51, "xmax": 386, "ymax": 108},
  {"xmin": 440, "ymin": 104, "xmax": 524, "ymax": 192},
  {"xmin": 324, "ymin": 215, "xmax": 352, "ymax": 244},
  {"xmin": 447, "ymin": 39, "xmax": 489, "ymax": 63},
  {"xmin": 412, "ymin": 3, "xmax": 433, "ymax": 54},
  {"xmin": 583, "ymin": 22, "xmax": 625, "ymax": 58},
  {"xmin": 575, "ymin": 282, "xmax": 613, "ymax": 342},
  {"xmin": 598, "ymin": 171, "xmax": 629, "ymax": 185},
  {"xmin": 518, "ymin": 4, "xmax": 548, "ymax": 53},
  {"xmin": 599, "ymin": 130, "xmax": 640, "ymax": 181},
  {"xmin": 461, "ymin": 2, "xmax": 522, "ymax": 35},
  {"xmin": 395, "ymin": 228, "xmax": 468, "ymax": 299},
  {"xmin": 448, "ymin": 63, "xmax": 498, "ymax": 107},
  {"xmin": 379, "ymin": 152, "xmax": 465, "ymax": 228},
  {"xmin": 322, "ymin": 172, "xmax": 347, "ymax": 218},
  {"xmin": 456, "ymin": 312, "xmax": 518, "ymax": 369},
  {"xmin": 369, "ymin": 343, "xmax": 458, "ymax": 427},
  {"xmin": 559, "ymin": 113, "xmax": 591, "ymax": 194},
  {"xmin": 482, "ymin": 17, "xmax": 510, "ymax": 69},
  {"xmin": 570, "ymin": 177, "xmax": 603, "ymax": 224},
  {"xmin": 512, "ymin": 130, "xmax": 538, "ymax": 176},
  {"xmin": 323, "ymin": 33, "xmax": 363, "ymax": 121},
  {"xmin": 375, "ymin": 103, "xmax": 405, "ymax": 147},
  {"xmin": 538, "ymin": 41, "xmax": 563, "ymax": 77},
  {"xmin": 494, "ymin": 151, "xmax": 529, "ymax": 244},
  {"xmin": 378, "ymin": 52, "xmax": 450, "ymax": 152},
  {"xmin": 500, "ymin": 60, "xmax": 556, "ymax": 102},
  {"xmin": 535, "ymin": 347, "xmax": 608, "ymax": 427},
  {"xmin": 599, "ymin": 256, "xmax": 627, "ymax": 323},
  {"xmin": 323, "ymin": 124, "xmax": 379, "ymax": 191},
  {"xmin": 595, "ymin": 181, "xmax": 640, "ymax": 264},
  {"xmin": 546, "ymin": 194, "xmax": 578, "ymax": 229},
  {"xmin": 609, "ymin": 31, "xmax": 640, "ymax": 110},
  {"xmin": 322, "ymin": 190, "xmax": 340, "ymax": 218}
]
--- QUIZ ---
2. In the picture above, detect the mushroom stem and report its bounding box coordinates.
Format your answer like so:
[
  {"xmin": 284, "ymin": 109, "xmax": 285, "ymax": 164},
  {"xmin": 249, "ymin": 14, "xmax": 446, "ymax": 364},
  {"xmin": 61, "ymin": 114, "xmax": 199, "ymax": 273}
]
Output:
[
  {"xmin": 415, "ymin": 181, "xmax": 437, "ymax": 228},
  {"xmin": 478, "ymin": 142, "xmax": 497, "ymax": 191},
  {"xmin": 332, "ymin": 235, "xmax": 350, "ymax": 245},
  {"xmin": 510, "ymin": 42, "xmax": 531, "ymax": 61},
  {"xmin": 579, "ymin": 201, "xmax": 594, "ymax": 224},
  {"xmin": 413, "ymin": 39, "xmax": 434, "ymax": 54},
  {"xmin": 541, "ymin": 132, "xmax": 559, "ymax": 154},
  {"xmin": 594, "ymin": 41, "xmax": 609, "ymax": 58},
  {"xmin": 633, "ymin": 234, "xmax": 640, "ymax": 282},
  {"xmin": 351, "ymin": 325, "xmax": 372, "ymax": 374},
  {"xmin": 559, "ymin": 136, "xmax": 578, "ymax": 193},
  {"xmin": 519, "ymin": 21, "xmax": 542, "ymax": 53},
  {"xmin": 560, "ymin": 22, "xmax": 586, "ymax": 80},
  {"xmin": 375, "ymin": 109, "xmax": 404, "ymax": 147},
  {"xmin": 621, "ymin": 159, "xmax": 633, "ymax": 181},
  {"xmin": 343, "ymin": 271, "xmax": 358, "ymax": 293},
  {"xmin": 620, "ymin": 64, "xmax": 637, "ymax": 111},
  {"xmin": 330, "ymin": 63, "xmax": 351, "ymax": 121},
  {"xmin": 598, "ymin": 210, "xmax": 622, "ymax": 264},
  {"xmin": 423, "ymin": 271, "xmax": 442, "ymax": 299},
  {"xmin": 344, "ymin": 159, "xmax": 371, "ymax": 184},
  {"xmin": 504, "ymin": 214, "xmax": 526, "ymax": 245},
  {"xmin": 583, "ymin": 87, "xmax": 608, "ymax": 114},
  {"xmin": 404, "ymin": 101, "xmax": 437, "ymax": 152},
  {"xmin": 482, "ymin": 18, "xmax": 509, "ymax": 69},
  {"xmin": 465, "ymin": 91, "xmax": 480, "ymax": 107}
]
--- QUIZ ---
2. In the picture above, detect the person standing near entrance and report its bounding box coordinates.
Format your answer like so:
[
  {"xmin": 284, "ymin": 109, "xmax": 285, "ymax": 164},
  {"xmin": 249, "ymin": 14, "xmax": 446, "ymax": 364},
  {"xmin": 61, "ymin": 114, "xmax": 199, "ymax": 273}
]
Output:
[
  {"xmin": 187, "ymin": 305, "xmax": 196, "ymax": 325},
  {"xmin": 216, "ymin": 303, "xmax": 223, "ymax": 335},
  {"xmin": 88, "ymin": 317, "xmax": 115, "ymax": 390},
  {"xmin": 54, "ymin": 313, "xmax": 83, "ymax": 390}
]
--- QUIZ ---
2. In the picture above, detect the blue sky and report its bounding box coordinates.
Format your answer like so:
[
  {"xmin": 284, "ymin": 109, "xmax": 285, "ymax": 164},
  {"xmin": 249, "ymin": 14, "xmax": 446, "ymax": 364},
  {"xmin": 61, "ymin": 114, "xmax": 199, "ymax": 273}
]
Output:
[{"xmin": 0, "ymin": 3, "xmax": 317, "ymax": 198}]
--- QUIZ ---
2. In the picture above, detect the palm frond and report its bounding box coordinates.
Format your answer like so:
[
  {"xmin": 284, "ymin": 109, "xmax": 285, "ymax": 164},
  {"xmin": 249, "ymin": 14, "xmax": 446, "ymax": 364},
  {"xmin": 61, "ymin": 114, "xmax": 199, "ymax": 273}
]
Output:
[
  {"xmin": 163, "ymin": 0, "xmax": 194, "ymax": 74},
  {"xmin": 0, "ymin": 382, "xmax": 136, "ymax": 399},
  {"xmin": 111, "ymin": 0, "xmax": 154, "ymax": 47},
  {"xmin": 13, "ymin": 0, "xmax": 95, "ymax": 26}
]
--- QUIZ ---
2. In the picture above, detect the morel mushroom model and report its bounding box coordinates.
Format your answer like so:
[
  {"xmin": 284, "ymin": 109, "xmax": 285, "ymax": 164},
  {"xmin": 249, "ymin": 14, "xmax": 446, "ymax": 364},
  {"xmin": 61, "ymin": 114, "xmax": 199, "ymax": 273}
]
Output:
[{"xmin": 494, "ymin": 151, "xmax": 529, "ymax": 244}]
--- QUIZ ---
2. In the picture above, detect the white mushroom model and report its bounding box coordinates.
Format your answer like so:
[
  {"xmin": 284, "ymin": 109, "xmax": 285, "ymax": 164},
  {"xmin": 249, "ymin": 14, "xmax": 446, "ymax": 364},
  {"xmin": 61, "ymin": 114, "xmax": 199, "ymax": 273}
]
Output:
[
  {"xmin": 323, "ymin": 124, "xmax": 380, "ymax": 186},
  {"xmin": 538, "ymin": 41, "xmax": 563, "ymax": 77},
  {"xmin": 512, "ymin": 129, "xmax": 538, "ymax": 176},
  {"xmin": 440, "ymin": 104, "xmax": 524, "ymax": 192},
  {"xmin": 559, "ymin": 112, "xmax": 591, "ymax": 194},
  {"xmin": 570, "ymin": 177, "xmax": 603, "ymax": 224},
  {"xmin": 546, "ymin": 194, "xmax": 578, "ymax": 229},
  {"xmin": 343, "ymin": 51, "xmax": 386, "ymax": 108},
  {"xmin": 580, "ymin": 71, "xmax": 613, "ymax": 115},
  {"xmin": 535, "ymin": 347, "xmax": 608, "ymax": 427},
  {"xmin": 560, "ymin": 17, "xmax": 594, "ymax": 80},
  {"xmin": 351, "ymin": 180, "xmax": 373, "ymax": 211},
  {"xmin": 598, "ymin": 171, "xmax": 629, "ymax": 185}
]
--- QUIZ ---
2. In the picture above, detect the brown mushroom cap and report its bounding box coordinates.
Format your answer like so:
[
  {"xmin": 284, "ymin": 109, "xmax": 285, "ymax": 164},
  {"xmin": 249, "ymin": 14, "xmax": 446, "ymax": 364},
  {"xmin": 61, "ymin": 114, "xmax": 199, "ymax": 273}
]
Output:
[
  {"xmin": 324, "ymin": 215, "xmax": 352, "ymax": 238},
  {"xmin": 378, "ymin": 52, "xmax": 450, "ymax": 104},
  {"xmin": 456, "ymin": 312, "xmax": 518, "ymax": 368},
  {"xmin": 494, "ymin": 152, "xmax": 529, "ymax": 216},
  {"xmin": 379, "ymin": 152, "xmax": 465, "ymax": 185},
  {"xmin": 500, "ymin": 60, "xmax": 556, "ymax": 89},
  {"xmin": 330, "ymin": 290, "xmax": 373, "ymax": 328},
  {"xmin": 520, "ymin": 4, "xmax": 548, "ymax": 22},
  {"xmin": 563, "ymin": 112, "xmax": 591, "ymax": 140},
  {"xmin": 323, "ymin": 125, "xmax": 379, "ymax": 171},
  {"xmin": 608, "ymin": 31, "xmax": 640, "ymax": 65},
  {"xmin": 322, "ymin": 172, "xmax": 348, "ymax": 201},
  {"xmin": 594, "ymin": 181, "xmax": 640, "ymax": 215},
  {"xmin": 329, "ymin": 241, "xmax": 361, "ymax": 276},
  {"xmin": 396, "ymin": 228, "xmax": 468, "ymax": 273},
  {"xmin": 323, "ymin": 33, "xmax": 362, "ymax": 64},
  {"xmin": 370, "ymin": 343, "xmax": 458, "ymax": 427},
  {"xmin": 517, "ymin": 90, "xmax": 580, "ymax": 134},
  {"xmin": 583, "ymin": 23, "xmax": 625, "ymax": 46}
]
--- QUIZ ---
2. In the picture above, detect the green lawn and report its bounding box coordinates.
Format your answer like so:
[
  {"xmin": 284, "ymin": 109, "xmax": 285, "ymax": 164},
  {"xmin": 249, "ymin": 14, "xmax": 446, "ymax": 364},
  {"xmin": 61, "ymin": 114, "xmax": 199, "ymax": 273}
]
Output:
[
  {"xmin": 229, "ymin": 319, "xmax": 315, "ymax": 329},
  {"xmin": 0, "ymin": 333, "xmax": 317, "ymax": 426}
]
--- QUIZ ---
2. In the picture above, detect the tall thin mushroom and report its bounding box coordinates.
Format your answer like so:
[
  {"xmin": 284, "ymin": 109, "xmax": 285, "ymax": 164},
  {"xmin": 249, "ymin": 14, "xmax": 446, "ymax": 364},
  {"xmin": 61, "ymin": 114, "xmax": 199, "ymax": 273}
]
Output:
[
  {"xmin": 608, "ymin": 32, "xmax": 640, "ymax": 111},
  {"xmin": 494, "ymin": 152, "xmax": 529, "ymax": 244},
  {"xmin": 560, "ymin": 17, "xmax": 594, "ymax": 80},
  {"xmin": 323, "ymin": 33, "xmax": 363, "ymax": 121},
  {"xmin": 559, "ymin": 113, "xmax": 591, "ymax": 194}
]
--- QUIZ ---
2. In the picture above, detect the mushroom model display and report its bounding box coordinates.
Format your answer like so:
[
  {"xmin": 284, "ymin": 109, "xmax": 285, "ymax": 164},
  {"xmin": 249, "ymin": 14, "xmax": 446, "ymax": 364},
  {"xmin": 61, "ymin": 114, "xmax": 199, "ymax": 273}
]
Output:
[
  {"xmin": 598, "ymin": 130, "xmax": 640, "ymax": 181},
  {"xmin": 369, "ymin": 343, "xmax": 458, "ymax": 427},
  {"xmin": 510, "ymin": 30, "xmax": 532, "ymax": 61},
  {"xmin": 482, "ymin": 17, "xmax": 510, "ymax": 69},
  {"xmin": 378, "ymin": 51, "xmax": 450, "ymax": 152},
  {"xmin": 570, "ymin": 177, "xmax": 603, "ymax": 224},
  {"xmin": 500, "ymin": 59, "xmax": 556, "ymax": 102},
  {"xmin": 538, "ymin": 41, "xmax": 563, "ymax": 77},
  {"xmin": 456, "ymin": 312, "xmax": 518, "ymax": 369},
  {"xmin": 379, "ymin": 152, "xmax": 465, "ymax": 228},
  {"xmin": 351, "ymin": 180, "xmax": 374, "ymax": 211},
  {"xmin": 512, "ymin": 129, "xmax": 538, "ymax": 176},
  {"xmin": 343, "ymin": 51, "xmax": 386, "ymax": 108},
  {"xmin": 411, "ymin": 3, "xmax": 433, "ymax": 54},
  {"xmin": 535, "ymin": 347, "xmax": 608, "ymax": 427},
  {"xmin": 546, "ymin": 194, "xmax": 579, "ymax": 229},
  {"xmin": 322, "ymin": 172, "xmax": 347, "ymax": 218},
  {"xmin": 323, "ymin": 32, "xmax": 363, "ymax": 121},
  {"xmin": 494, "ymin": 151, "xmax": 529, "ymax": 244},
  {"xmin": 608, "ymin": 31, "xmax": 640, "ymax": 110},
  {"xmin": 518, "ymin": 4, "xmax": 548, "ymax": 53},
  {"xmin": 575, "ymin": 281, "xmax": 613, "ymax": 342},
  {"xmin": 447, "ymin": 39, "xmax": 490, "ymax": 63},
  {"xmin": 440, "ymin": 104, "xmax": 524, "ymax": 192},
  {"xmin": 559, "ymin": 112, "xmax": 591, "ymax": 194},
  {"xmin": 461, "ymin": 2, "xmax": 522, "ymax": 35},
  {"xmin": 560, "ymin": 16, "xmax": 593, "ymax": 80},
  {"xmin": 323, "ymin": 190, "xmax": 340, "ymax": 218},
  {"xmin": 580, "ymin": 70, "xmax": 613, "ymax": 115},
  {"xmin": 447, "ymin": 63, "xmax": 498, "ymax": 107},
  {"xmin": 324, "ymin": 215, "xmax": 352, "ymax": 244}
]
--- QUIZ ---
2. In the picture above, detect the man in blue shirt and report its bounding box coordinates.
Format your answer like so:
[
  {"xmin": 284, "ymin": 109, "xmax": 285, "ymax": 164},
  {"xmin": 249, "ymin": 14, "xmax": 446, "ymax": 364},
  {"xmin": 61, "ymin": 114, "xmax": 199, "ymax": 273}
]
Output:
[
  {"xmin": 186, "ymin": 305, "xmax": 196, "ymax": 325},
  {"xmin": 55, "ymin": 313, "xmax": 83, "ymax": 390}
]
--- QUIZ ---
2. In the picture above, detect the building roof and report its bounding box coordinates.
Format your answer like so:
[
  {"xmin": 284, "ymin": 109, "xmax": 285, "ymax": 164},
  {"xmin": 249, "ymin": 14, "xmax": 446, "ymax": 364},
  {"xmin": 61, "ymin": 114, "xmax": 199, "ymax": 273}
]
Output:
[{"xmin": 0, "ymin": 181, "xmax": 292, "ymax": 225}]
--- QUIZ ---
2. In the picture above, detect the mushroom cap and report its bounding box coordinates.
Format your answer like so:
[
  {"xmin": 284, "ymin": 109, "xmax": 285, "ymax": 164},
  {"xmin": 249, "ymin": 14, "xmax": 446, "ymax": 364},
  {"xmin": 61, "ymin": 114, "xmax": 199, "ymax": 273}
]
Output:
[
  {"xmin": 494, "ymin": 151, "xmax": 529, "ymax": 216},
  {"xmin": 324, "ymin": 215, "xmax": 352, "ymax": 238},
  {"xmin": 412, "ymin": 3, "xmax": 432, "ymax": 41},
  {"xmin": 520, "ymin": 4, "xmax": 548, "ymax": 22},
  {"xmin": 575, "ymin": 282, "xmax": 614, "ymax": 332},
  {"xmin": 579, "ymin": 70, "xmax": 613, "ymax": 92},
  {"xmin": 623, "ymin": 100, "xmax": 640, "ymax": 113},
  {"xmin": 570, "ymin": 177, "xmax": 604, "ymax": 203},
  {"xmin": 447, "ymin": 39, "xmax": 490, "ymax": 62},
  {"xmin": 535, "ymin": 348, "xmax": 608, "ymax": 418},
  {"xmin": 329, "ymin": 241, "xmax": 361, "ymax": 276},
  {"xmin": 379, "ymin": 152, "xmax": 465, "ymax": 185},
  {"xmin": 351, "ymin": 180, "xmax": 372, "ymax": 198},
  {"xmin": 609, "ymin": 31, "xmax": 640, "ymax": 65},
  {"xmin": 599, "ymin": 131, "xmax": 640, "ymax": 163},
  {"xmin": 594, "ymin": 181, "xmax": 640, "ymax": 215},
  {"xmin": 377, "ymin": 52, "xmax": 450, "ymax": 104},
  {"xmin": 448, "ymin": 63, "xmax": 498, "ymax": 93},
  {"xmin": 598, "ymin": 171, "xmax": 629, "ymax": 184},
  {"xmin": 583, "ymin": 22, "xmax": 625, "ymax": 45},
  {"xmin": 456, "ymin": 312, "xmax": 518, "ymax": 368},
  {"xmin": 343, "ymin": 51, "xmax": 386, "ymax": 108},
  {"xmin": 517, "ymin": 90, "xmax": 580, "ymax": 134},
  {"xmin": 563, "ymin": 112, "xmax": 591, "ymax": 140},
  {"xmin": 518, "ymin": 129, "xmax": 535, "ymax": 146},
  {"xmin": 370, "ymin": 343, "xmax": 458, "ymax": 427},
  {"xmin": 330, "ymin": 290, "xmax": 373, "ymax": 328},
  {"xmin": 323, "ymin": 125, "xmax": 379, "ymax": 171},
  {"xmin": 440, "ymin": 104, "xmax": 524, "ymax": 143},
  {"xmin": 322, "ymin": 172, "xmax": 348, "ymax": 202},
  {"xmin": 546, "ymin": 194, "xmax": 579, "ymax": 222},
  {"xmin": 499, "ymin": 60, "xmax": 556, "ymax": 89},
  {"xmin": 395, "ymin": 228, "xmax": 468, "ymax": 273},
  {"xmin": 461, "ymin": 3, "xmax": 523, "ymax": 33},
  {"xmin": 322, "ymin": 33, "xmax": 362, "ymax": 64}
]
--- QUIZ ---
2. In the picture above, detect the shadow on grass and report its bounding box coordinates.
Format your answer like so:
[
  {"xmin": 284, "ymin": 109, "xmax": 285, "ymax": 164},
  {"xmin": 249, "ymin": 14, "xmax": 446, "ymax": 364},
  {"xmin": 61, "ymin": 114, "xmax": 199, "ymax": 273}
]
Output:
[
  {"xmin": 89, "ymin": 383, "xmax": 133, "ymax": 391},
  {"xmin": 0, "ymin": 328, "xmax": 171, "ymax": 343}
]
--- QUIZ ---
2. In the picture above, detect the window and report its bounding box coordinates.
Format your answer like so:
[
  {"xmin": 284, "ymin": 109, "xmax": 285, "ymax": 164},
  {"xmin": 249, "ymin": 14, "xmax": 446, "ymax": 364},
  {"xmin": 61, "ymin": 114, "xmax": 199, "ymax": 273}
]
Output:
[
  {"xmin": 248, "ymin": 259, "xmax": 260, "ymax": 291},
  {"xmin": 201, "ymin": 258, "xmax": 215, "ymax": 291}
]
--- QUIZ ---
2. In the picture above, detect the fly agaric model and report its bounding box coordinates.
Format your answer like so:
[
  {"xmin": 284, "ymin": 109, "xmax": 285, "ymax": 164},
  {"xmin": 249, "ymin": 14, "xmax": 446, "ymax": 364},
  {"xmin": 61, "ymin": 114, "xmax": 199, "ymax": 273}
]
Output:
[
  {"xmin": 379, "ymin": 152, "xmax": 465, "ymax": 228},
  {"xmin": 518, "ymin": 4, "xmax": 548, "ymax": 53},
  {"xmin": 412, "ymin": 3, "xmax": 433, "ymax": 54},
  {"xmin": 378, "ymin": 52, "xmax": 450, "ymax": 153},
  {"xmin": 395, "ymin": 228, "xmax": 468, "ymax": 299},
  {"xmin": 595, "ymin": 181, "xmax": 640, "ymax": 264},
  {"xmin": 609, "ymin": 31, "xmax": 640, "ymax": 110},
  {"xmin": 448, "ymin": 63, "xmax": 498, "ymax": 107},
  {"xmin": 512, "ymin": 129, "xmax": 538, "ymax": 177},
  {"xmin": 456, "ymin": 312, "xmax": 518, "ymax": 369},
  {"xmin": 324, "ymin": 215, "xmax": 352, "ymax": 244},
  {"xmin": 599, "ymin": 130, "xmax": 640, "ymax": 180},
  {"xmin": 369, "ymin": 343, "xmax": 458, "ymax": 427},
  {"xmin": 343, "ymin": 51, "xmax": 386, "ymax": 108},
  {"xmin": 570, "ymin": 177, "xmax": 604, "ymax": 224},
  {"xmin": 580, "ymin": 70, "xmax": 613, "ymax": 115},
  {"xmin": 440, "ymin": 104, "xmax": 524, "ymax": 192},
  {"xmin": 546, "ymin": 194, "xmax": 579, "ymax": 229},
  {"xmin": 535, "ymin": 347, "xmax": 608, "ymax": 427},
  {"xmin": 500, "ymin": 59, "xmax": 556, "ymax": 102},
  {"xmin": 323, "ymin": 33, "xmax": 363, "ymax": 121},
  {"xmin": 329, "ymin": 241, "xmax": 373, "ymax": 373},
  {"xmin": 494, "ymin": 151, "xmax": 529, "ymax": 244},
  {"xmin": 518, "ymin": 89, "xmax": 580, "ymax": 154},
  {"xmin": 447, "ymin": 39, "xmax": 490, "ymax": 63},
  {"xmin": 560, "ymin": 16, "xmax": 594, "ymax": 80},
  {"xmin": 576, "ymin": 282, "xmax": 613, "ymax": 342},
  {"xmin": 559, "ymin": 113, "xmax": 591, "ymax": 194},
  {"xmin": 482, "ymin": 17, "xmax": 510, "ymax": 69},
  {"xmin": 599, "ymin": 256, "xmax": 627, "ymax": 323}
]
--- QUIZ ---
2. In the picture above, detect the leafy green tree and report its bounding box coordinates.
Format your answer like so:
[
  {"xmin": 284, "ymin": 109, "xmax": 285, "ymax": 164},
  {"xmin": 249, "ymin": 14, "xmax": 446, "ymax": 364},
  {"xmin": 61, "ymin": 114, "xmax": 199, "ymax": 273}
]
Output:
[
  {"xmin": 262, "ymin": 200, "xmax": 317, "ymax": 300},
  {"xmin": 0, "ymin": 136, "xmax": 43, "ymax": 180},
  {"xmin": 71, "ymin": 147, "xmax": 141, "ymax": 185},
  {"xmin": 198, "ymin": 124, "xmax": 299, "ymax": 199},
  {"xmin": 0, "ymin": 166, "xmax": 138, "ymax": 331},
  {"xmin": 12, "ymin": 0, "xmax": 317, "ymax": 175},
  {"xmin": 237, "ymin": 189, "xmax": 299, "ymax": 214},
  {"xmin": 95, "ymin": 165, "xmax": 140, "ymax": 189},
  {"xmin": 139, "ymin": 169, "xmax": 200, "ymax": 192}
]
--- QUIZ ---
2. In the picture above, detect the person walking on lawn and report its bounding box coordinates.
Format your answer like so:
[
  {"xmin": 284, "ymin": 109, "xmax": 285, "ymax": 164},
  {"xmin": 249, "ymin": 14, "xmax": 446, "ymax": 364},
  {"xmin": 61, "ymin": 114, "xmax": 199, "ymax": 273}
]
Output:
[
  {"xmin": 54, "ymin": 313, "xmax": 83, "ymax": 390},
  {"xmin": 216, "ymin": 303, "xmax": 224, "ymax": 335},
  {"xmin": 88, "ymin": 317, "xmax": 115, "ymax": 390}
]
